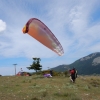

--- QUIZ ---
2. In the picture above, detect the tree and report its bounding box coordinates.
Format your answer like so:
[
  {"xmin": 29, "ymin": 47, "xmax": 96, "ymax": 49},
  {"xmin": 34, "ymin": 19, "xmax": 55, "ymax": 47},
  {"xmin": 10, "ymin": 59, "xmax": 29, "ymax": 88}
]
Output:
[{"xmin": 27, "ymin": 58, "xmax": 42, "ymax": 72}]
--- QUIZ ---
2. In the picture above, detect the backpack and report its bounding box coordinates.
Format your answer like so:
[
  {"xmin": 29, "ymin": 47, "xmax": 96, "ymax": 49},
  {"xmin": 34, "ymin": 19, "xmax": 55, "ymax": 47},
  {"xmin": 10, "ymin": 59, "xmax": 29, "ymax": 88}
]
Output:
[{"xmin": 70, "ymin": 70, "xmax": 75, "ymax": 74}]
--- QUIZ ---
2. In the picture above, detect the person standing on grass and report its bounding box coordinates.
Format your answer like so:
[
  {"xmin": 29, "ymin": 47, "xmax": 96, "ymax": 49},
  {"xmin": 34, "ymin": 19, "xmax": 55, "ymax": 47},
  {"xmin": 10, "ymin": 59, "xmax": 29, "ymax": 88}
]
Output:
[
  {"xmin": 50, "ymin": 70, "xmax": 53, "ymax": 76},
  {"xmin": 69, "ymin": 68, "xmax": 77, "ymax": 83}
]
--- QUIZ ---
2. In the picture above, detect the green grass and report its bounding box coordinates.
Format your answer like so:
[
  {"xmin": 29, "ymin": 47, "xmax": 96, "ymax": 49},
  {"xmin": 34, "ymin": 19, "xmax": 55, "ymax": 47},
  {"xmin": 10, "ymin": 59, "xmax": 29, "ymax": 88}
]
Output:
[{"xmin": 0, "ymin": 75, "xmax": 100, "ymax": 100}]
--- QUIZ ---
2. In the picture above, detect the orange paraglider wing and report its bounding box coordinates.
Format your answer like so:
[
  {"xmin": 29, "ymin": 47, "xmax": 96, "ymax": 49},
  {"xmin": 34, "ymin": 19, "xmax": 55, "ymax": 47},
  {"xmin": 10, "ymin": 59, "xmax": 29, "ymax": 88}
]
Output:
[{"xmin": 22, "ymin": 18, "xmax": 64, "ymax": 56}]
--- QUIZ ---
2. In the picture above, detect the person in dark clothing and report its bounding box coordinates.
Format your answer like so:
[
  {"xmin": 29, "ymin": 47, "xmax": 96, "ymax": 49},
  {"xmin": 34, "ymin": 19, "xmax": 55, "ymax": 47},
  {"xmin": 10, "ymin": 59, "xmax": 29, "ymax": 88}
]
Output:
[
  {"xmin": 69, "ymin": 68, "xmax": 77, "ymax": 83},
  {"xmin": 50, "ymin": 70, "xmax": 53, "ymax": 76}
]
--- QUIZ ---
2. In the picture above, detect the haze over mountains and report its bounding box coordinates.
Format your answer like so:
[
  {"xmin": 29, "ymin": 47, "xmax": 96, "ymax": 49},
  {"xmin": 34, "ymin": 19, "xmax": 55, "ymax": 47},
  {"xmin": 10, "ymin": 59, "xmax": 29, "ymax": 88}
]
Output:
[{"xmin": 51, "ymin": 52, "xmax": 100, "ymax": 75}]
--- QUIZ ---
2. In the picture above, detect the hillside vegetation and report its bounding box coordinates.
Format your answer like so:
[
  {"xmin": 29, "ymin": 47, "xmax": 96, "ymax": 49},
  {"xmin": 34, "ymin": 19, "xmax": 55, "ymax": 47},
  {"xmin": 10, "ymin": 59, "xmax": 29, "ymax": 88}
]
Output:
[
  {"xmin": 0, "ymin": 75, "xmax": 100, "ymax": 100},
  {"xmin": 51, "ymin": 52, "xmax": 100, "ymax": 75}
]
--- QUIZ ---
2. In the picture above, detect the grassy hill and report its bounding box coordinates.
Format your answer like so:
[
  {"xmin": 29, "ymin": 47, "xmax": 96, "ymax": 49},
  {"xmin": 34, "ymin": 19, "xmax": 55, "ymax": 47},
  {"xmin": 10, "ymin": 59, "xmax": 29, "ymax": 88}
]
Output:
[{"xmin": 0, "ymin": 75, "xmax": 100, "ymax": 100}]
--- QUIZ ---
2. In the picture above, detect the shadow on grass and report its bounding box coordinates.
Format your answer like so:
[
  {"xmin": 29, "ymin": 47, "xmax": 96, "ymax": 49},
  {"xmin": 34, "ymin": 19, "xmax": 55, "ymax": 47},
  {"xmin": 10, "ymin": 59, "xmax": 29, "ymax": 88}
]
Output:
[{"xmin": 31, "ymin": 97, "xmax": 39, "ymax": 100}]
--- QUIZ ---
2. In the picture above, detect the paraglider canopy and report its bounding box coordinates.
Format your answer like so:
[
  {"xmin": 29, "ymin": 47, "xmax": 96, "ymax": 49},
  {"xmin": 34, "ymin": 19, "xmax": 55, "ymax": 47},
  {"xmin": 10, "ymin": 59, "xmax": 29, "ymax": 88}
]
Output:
[{"xmin": 22, "ymin": 18, "xmax": 64, "ymax": 56}]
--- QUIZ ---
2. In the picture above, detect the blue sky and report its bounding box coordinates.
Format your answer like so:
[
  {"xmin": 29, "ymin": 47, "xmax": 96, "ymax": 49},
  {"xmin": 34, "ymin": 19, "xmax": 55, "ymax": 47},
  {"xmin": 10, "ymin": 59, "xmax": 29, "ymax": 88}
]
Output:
[{"xmin": 0, "ymin": 0, "xmax": 100, "ymax": 76}]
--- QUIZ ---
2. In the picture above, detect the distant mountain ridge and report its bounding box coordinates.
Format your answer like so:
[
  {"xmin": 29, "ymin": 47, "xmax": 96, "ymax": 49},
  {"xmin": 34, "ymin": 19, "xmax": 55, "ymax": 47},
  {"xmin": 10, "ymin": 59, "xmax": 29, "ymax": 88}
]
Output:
[{"xmin": 51, "ymin": 52, "xmax": 100, "ymax": 75}]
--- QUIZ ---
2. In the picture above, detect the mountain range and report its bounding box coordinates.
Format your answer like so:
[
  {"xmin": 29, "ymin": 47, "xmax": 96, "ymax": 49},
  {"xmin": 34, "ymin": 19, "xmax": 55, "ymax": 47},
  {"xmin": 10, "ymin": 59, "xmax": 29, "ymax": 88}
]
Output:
[{"xmin": 51, "ymin": 52, "xmax": 100, "ymax": 75}]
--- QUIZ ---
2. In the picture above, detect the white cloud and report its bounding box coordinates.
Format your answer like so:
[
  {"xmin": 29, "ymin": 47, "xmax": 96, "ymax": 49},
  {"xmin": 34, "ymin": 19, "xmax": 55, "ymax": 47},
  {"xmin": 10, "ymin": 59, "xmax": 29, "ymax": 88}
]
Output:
[{"xmin": 0, "ymin": 20, "xmax": 6, "ymax": 32}]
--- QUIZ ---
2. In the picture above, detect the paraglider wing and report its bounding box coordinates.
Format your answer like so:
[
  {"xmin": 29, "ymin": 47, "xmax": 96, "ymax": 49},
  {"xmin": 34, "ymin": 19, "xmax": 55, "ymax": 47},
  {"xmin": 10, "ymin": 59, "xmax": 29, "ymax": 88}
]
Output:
[{"xmin": 22, "ymin": 18, "xmax": 64, "ymax": 56}]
